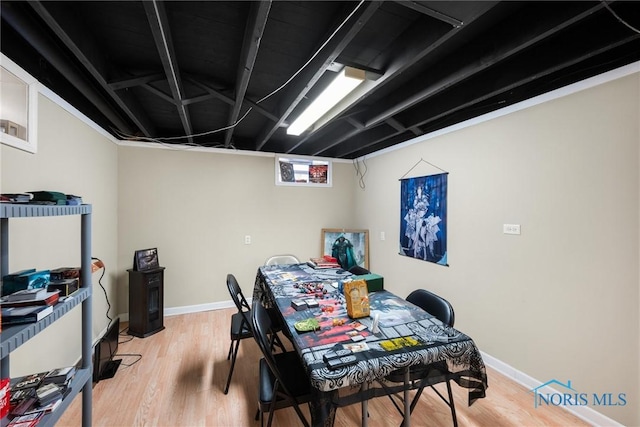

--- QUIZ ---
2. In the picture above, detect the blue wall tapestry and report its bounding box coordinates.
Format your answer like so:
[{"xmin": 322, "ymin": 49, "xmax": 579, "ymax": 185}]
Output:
[{"xmin": 399, "ymin": 173, "xmax": 448, "ymax": 265}]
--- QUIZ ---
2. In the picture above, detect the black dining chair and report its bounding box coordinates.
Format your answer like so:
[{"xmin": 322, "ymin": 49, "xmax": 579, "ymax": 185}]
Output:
[
  {"xmin": 252, "ymin": 300, "xmax": 312, "ymax": 427},
  {"xmin": 223, "ymin": 274, "xmax": 255, "ymax": 394},
  {"xmin": 384, "ymin": 289, "xmax": 458, "ymax": 427},
  {"xmin": 224, "ymin": 274, "xmax": 285, "ymax": 395},
  {"xmin": 348, "ymin": 265, "xmax": 370, "ymax": 275}
]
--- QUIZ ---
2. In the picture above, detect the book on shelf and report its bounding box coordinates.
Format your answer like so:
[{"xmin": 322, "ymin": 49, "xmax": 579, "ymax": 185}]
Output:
[
  {"xmin": 42, "ymin": 366, "xmax": 76, "ymax": 385},
  {"xmin": 0, "ymin": 291, "xmax": 60, "ymax": 308},
  {"xmin": 8, "ymin": 396, "xmax": 37, "ymax": 418},
  {"xmin": 47, "ymin": 278, "xmax": 78, "ymax": 296},
  {"xmin": 7, "ymin": 409, "xmax": 43, "ymax": 426},
  {"xmin": 35, "ymin": 383, "xmax": 63, "ymax": 407},
  {"xmin": 3, "ymin": 288, "xmax": 47, "ymax": 302},
  {"xmin": 24, "ymin": 397, "xmax": 62, "ymax": 416},
  {"xmin": 1, "ymin": 305, "xmax": 54, "ymax": 325},
  {"xmin": 8, "ymin": 380, "xmax": 68, "ymax": 419},
  {"xmin": 308, "ymin": 256, "xmax": 341, "ymax": 269},
  {"xmin": 0, "ymin": 193, "xmax": 32, "ymax": 204},
  {"xmin": 9, "ymin": 388, "xmax": 36, "ymax": 408},
  {"xmin": 10, "ymin": 372, "xmax": 48, "ymax": 393},
  {"xmin": 2, "ymin": 271, "xmax": 50, "ymax": 297}
]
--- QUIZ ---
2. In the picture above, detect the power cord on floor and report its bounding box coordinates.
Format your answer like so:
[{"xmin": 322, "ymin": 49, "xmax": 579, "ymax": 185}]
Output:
[
  {"xmin": 92, "ymin": 256, "xmax": 113, "ymax": 326},
  {"xmin": 89, "ymin": 257, "xmax": 145, "ymax": 374},
  {"xmin": 114, "ymin": 353, "xmax": 142, "ymax": 368},
  {"xmin": 118, "ymin": 325, "xmax": 134, "ymax": 345}
]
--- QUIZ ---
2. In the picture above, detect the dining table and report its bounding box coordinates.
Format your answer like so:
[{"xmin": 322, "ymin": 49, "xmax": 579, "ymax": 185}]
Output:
[{"xmin": 253, "ymin": 263, "xmax": 488, "ymax": 427}]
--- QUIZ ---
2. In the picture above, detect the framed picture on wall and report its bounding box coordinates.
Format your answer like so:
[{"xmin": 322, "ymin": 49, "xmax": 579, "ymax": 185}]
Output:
[
  {"xmin": 321, "ymin": 229, "xmax": 369, "ymax": 270},
  {"xmin": 133, "ymin": 248, "xmax": 159, "ymax": 271}
]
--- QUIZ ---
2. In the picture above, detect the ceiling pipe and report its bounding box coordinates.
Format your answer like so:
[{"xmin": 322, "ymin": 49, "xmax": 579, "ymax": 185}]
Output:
[{"xmin": 1, "ymin": 3, "xmax": 134, "ymax": 133}]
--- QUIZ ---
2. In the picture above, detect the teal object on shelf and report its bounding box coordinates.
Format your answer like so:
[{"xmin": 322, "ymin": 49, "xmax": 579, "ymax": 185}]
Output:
[{"xmin": 2, "ymin": 269, "xmax": 50, "ymax": 296}]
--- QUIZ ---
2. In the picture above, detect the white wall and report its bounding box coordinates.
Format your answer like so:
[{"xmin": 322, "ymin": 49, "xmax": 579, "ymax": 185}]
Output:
[
  {"xmin": 354, "ymin": 72, "xmax": 639, "ymax": 426},
  {"xmin": 1, "ymin": 94, "xmax": 119, "ymax": 377},
  {"xmin": 116, "ymin": 146, "xmax": 356, "ymax": 312}
]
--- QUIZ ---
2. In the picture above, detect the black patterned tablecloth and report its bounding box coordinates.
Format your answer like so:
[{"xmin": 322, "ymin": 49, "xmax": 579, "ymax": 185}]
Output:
[{"xmin": 254, "ymin": 264, "xmax": 488, "ymax": 425}]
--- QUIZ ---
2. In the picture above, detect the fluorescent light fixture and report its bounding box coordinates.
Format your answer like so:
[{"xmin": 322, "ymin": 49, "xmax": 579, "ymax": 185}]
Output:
[{"xmin": 287, "ymin": 66, "xmax": 366, "ymax": 136}]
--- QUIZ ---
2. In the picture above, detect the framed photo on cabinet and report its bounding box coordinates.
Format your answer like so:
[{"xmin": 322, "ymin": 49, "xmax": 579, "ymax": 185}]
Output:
[{"xmin": 133, "ymin": 248, "xmax": 159, "ymax": 271}]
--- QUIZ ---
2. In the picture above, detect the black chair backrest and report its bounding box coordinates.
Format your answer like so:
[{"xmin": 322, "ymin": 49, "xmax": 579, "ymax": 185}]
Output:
[
  {"xmin": 348, "ymin": 265, "xmax": 370, "ymax": 275},
  {"xmin": 227, "ymin": 274, "xmax": 251, "ymax": 321},
  {"xmin": 406, "ymin": 289, "xmax": 455, "ymax": 327},
  {"xmin": 252, "ymin": 301, "xmax": 276, "ymax": 360},
  {"xmin": 252, "ymin": 301, "xmax": 297, "ymax": 396}
]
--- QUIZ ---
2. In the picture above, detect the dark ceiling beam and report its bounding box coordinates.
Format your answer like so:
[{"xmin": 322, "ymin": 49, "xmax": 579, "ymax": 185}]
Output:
[
  {"xmin": 182, "ymin": 93, "xmax": 217, "ymax": 106},
  {"xmin": 384, "ymin": 118, "xmax": 405, "ymax": 133},
  {"xmin": 108, "ymin": 73, "xmax": 166, "ymax": 90},
  {"xmin": 346, "ymin": 117, "xmax": 365, "ymax": 131},
  {"xmin": 407, "ymin": 35, "xmax": 640, "ymax": 132},
  {"xmin": 224, "ymin": 1, "xmax": 272, "ymax": 147},
  {"xmin": 313, "ymin": 123, "xmax": 401, "ymax": 157},
  {"xmin": 1, "ymin": 2, "xmax": 134, "ymax": 135},
  {"xmin": 394, "ymin": 1, "xmax": 463, "ymax": 27},
  {"xmin": 143, "ymin": 0, "xmax": 193, "ymax": 141},
  {"xmin": 343, "ymin": 131, "xmax": 411, "ymax": 159},
  {"xmin": 184, "ymin": 76, "xmax": 235, "ymax": 104},
  {"xmin": 364, "ymin": 1, "xmax": 608, "ymax": 129},
  {"xmin": 285, "ymin": 1, "xmax": 498, "ymax": 155},
  {"xmin": 386, "ymin": 117, "xmax": 421, "ymax": 136},
  {"xmin": 185, "ymin": 76, "xmax": 280, "ymax": 123},
  {"xmin": 28, "ymin": 1, "xmax": 156, "ymax": 137},
  {"xmin": 318, "ymin": 127, "xmax": 361, "ymax": 154},
  {"xmin": 336, "ymin": 33, "xmax": 640, "ymax": 159},
  {"xmin": 308, "ymin": 1, "xmax": 609, "ymax": 157},
  {"xmin": 254, "ymin": 0, "xmax": 383, "ymax": 151},
  {"xmin": 141, "ymin": 84, "xmax": 176, "ymax": 105}
]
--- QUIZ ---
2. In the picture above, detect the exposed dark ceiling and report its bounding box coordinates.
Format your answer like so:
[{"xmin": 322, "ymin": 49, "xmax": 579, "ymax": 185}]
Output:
[{"xmin": 2, "ymin": 1, "xmax": 639, "ymax": 159}]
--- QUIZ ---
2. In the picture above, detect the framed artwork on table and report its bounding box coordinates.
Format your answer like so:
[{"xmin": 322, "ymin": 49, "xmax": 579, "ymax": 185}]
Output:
[
  {"xmin": 133, "ymin": 248, "xmax": 159, "ymax": 271},
  {"xmin": 321, "ymin": 229, "xmax": 369, "ymax": 270}
]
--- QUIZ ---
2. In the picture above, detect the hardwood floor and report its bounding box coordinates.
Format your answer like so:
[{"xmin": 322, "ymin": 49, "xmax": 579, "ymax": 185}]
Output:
[{"xmin": 58, "ymin": 309, "xmax": 590, "ymax": 426}]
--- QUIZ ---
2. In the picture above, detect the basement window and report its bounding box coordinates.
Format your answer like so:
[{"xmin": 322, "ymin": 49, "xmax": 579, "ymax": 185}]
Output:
[
  {"xmin": 275, "ymin": 156, "xmax": 332, "ymax": 187},
  {"xmin": 1, "ymin": 54, "xmax": 38, "ymax": 153}
]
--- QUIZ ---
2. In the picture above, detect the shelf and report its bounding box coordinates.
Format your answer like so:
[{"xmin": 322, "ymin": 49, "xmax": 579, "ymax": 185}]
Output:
[
  {"xmin": 0, "ymin": 202, "xmax": 92, "ymax": 425},
  {"xmin": 0, "ymin": 367, "xmax": 92, "ymax": 427},
  {"xmin": 38, "ymin": 367, "xmax": 92, "ymax": 427},
  {"xmin": 0, "ymin": 288, "xmax": 91, "ymax": 358},
  {"xmin": 0, "ymin": 204, "xmax": 91, "ymax": 218}
]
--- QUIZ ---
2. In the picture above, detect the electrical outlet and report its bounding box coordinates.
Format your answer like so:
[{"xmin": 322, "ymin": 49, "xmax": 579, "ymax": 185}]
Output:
[
  {"xmin": 380, "ymin": 231, "xmax": 386, "ymax": 241},
  {"xmin": 503, "ymin": 224, "xmax": 521, "ymax": 235},
  {"xmin": 244, "ymin": 235, "xmax": 251, "ymax": 244}
]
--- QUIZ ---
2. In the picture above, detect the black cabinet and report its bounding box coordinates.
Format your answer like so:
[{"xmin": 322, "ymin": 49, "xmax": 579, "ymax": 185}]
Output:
[{"xmin": 127, "ymin": 267, "xmax": 165, "ymax": 338}]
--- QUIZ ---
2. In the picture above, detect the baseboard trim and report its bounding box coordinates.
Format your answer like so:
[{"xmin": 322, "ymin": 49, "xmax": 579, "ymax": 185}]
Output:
[
  {"xmin": 121, "ymin": 298, "xmax": 242, "ymax": 323},
  {"xmin": 164, "ymin": 300, "xmax": 236, "ymax": 316},
  {"xmin": 481, "ymin": 351, "xmax": 623, "ymax": 427}
]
